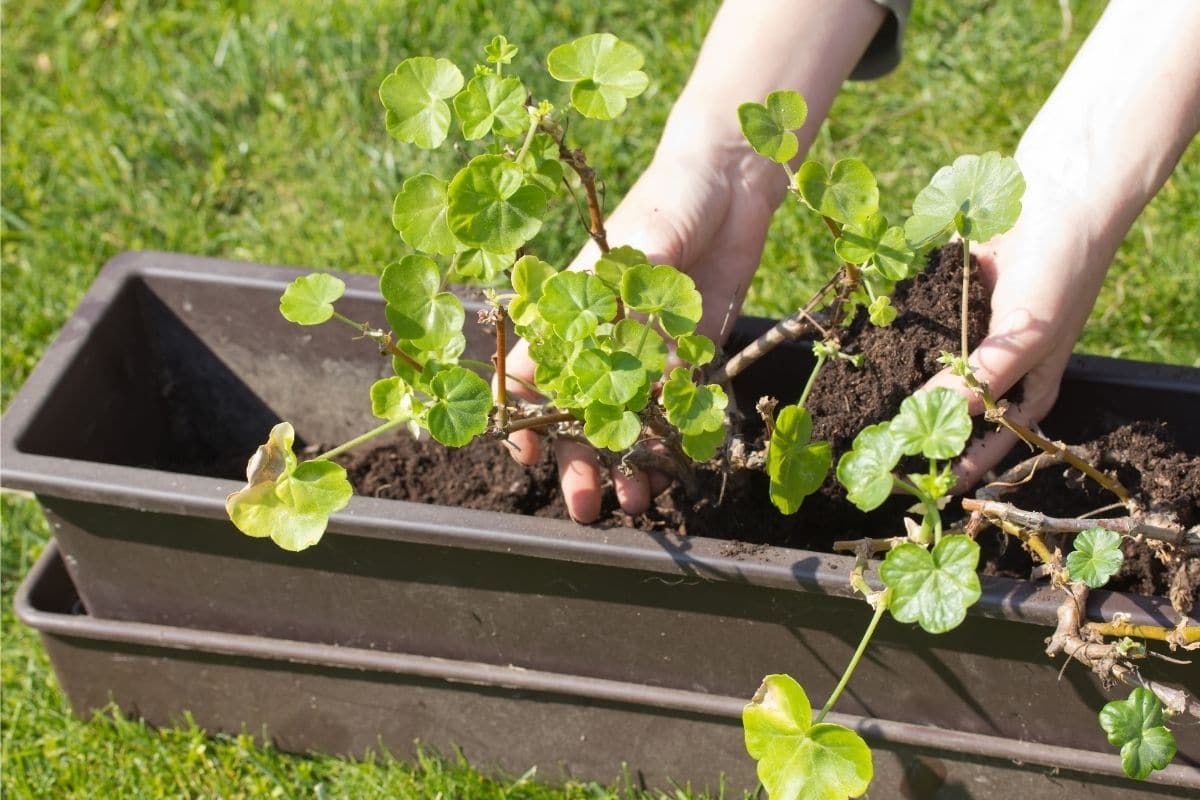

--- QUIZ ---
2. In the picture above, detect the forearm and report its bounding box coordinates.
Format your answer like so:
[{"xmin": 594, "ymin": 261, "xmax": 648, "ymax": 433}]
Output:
[
  {"xmin": 1015, "ymin": 0, "xmax": 1200, "ymax": 263},
  {"xmin": 657, "ymin": 0, "xmax": 889, "ymax": 205}
]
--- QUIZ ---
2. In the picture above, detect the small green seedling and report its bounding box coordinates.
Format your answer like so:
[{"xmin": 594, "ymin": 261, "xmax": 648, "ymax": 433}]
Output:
[{"xmin": 1100, "ymin": 688, "xmax": 1178, "ymax": 780}]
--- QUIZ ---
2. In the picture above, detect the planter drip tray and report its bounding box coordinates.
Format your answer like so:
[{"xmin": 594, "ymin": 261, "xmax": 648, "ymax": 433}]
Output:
[{"xmin": 17, "ymin": 543, "xmax": 1199, "ymax": 797}]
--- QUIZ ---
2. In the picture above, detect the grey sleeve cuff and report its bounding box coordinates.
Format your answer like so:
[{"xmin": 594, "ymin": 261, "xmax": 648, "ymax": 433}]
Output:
[{"xmin": 850, "ymin": 0, "xmax": 911, "ymax": 80}]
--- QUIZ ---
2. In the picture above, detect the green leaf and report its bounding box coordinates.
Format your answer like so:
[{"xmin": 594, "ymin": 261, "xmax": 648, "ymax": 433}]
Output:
[
  {"xmin": 546, "ymin": 33, "xmax": 649, "ymax": 120},
  {"xmin": 834, "ymin": 213, "xmax": 914, "ymax": 280},
  {"xmin": 583, "ymin": 405, "xmax": 641, "ymax": 451},
  {"xmin": 538, "ymin": 271, "xmax": 617, "ymax": 341},
  {"xmin": 676, "ymin": 334, "xmax": 715, "ymax": 367},
  {"xmin": 380, "ymin": 256, "xmax": 465, "ymax": 350},
  {"xmin": 890, "ymin": 388, "xmax": 971, "ymax": 460},
  {"xmin": 743, "ymin": 674, "xmax": 873, "ymax": 800},
  {"xmin": 1066, "ymin": 527, "xmax": 1125, "ymax": 589},
  {"xmin": 737, "ymin": 90, "xmax": 808, "ymax": 164},
  {"xmin": 881, "ymin": 535, "xmax": 982, "ymax": 634},
  {"xmin": 905, "ymin": 152, "xmax": 1025, "ymax": 247},
  {"xmin": 379, "ymin": 57, "xmax": 464, "ymax": 149},
  {"xmin": 661, "ymin": 368, "xmax": 727, "ymax": 436},
  {"xmin": 867, "ymin": 296, "xmax": 896, "ymax": 327},
  {"xmin": 570, "ymin": 348, "xmax": 646, "ymax": 407},
  {"xmin": 515, "ymin": 132, "xmax": 564, "ymax": 196},
  {"xmin": 767, "ymin": 405, "xmax": 833, "ymax": 515},
  {"xmin": 453, "ymin": 248, "xmax": 515, "ymax": 283},
  {"xmin": 369, "ymin": 377, "xmax": 424, "ymax": 440},
  {"xmin": 279, "ymin": 273, "xmax": 345, "ymax": 326},
  {"xmin": 620, "ymin": 264, "xmax": 703, "ymax": 337},
  {"xmin": 453, "ymin": 74, "xmax": 528, "ymax": 140},
  {"xmin": 484, "ymin": 34, "xmax": 518, "ymax": 66},
  {"xmin": 610, "ymin": 318, "xmax": 668, "ymax": 376},
  {"xmin": 508, "ymin": 255, "xmax": 559, "ymax": 326},
  {"xmin": 594, "ymin": 245, "xmax": 649, "ymax": 291},
  {"xmin": 836, "ymin": 422, "xmax": 902, "ymax": 512},
  {"xmin": 682, "ymin": 425, "xmax": 726, "ymax": 462},
  {"xmin": 427, "ymin": 366, "xmax": 492, "ymax": 446},
  {"xmin": 1099, "ymin": 688, "xmax": 1177, "ymax": 780},
  {"xmin": 530, "ymin": 335, "xmax": 580, "ymax": 394},
  {"xmin": 447, "ymin": 154, "xmax": 547, "ymax": 253},
  {"xmin": 225, "ymin": 423, "xmax": 350, "ymax": 552},
  {"xmin": 794, "ymin": 159, "xmax": 879, "ymax": 226},
  {"xmin": 392, "ymin": 173, "xmax": 458, "ymax": 256}
]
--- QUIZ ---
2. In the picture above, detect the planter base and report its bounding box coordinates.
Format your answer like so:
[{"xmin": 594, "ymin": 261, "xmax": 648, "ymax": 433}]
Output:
[{"xmin": 17, "ymin": 543, "xmax": 1198, "ymax": 797}]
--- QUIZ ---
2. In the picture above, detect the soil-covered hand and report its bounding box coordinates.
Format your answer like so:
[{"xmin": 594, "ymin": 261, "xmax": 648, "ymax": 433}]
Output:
[{"xmin": 503, "ymin": 150, "xmax": 778, "ymax": 522}]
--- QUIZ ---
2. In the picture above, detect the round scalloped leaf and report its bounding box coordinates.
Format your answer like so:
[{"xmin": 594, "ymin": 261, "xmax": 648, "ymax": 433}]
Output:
[
  {"xmin": 370, "ymin": 377, "xmax": 423, "ymax": 421},
  {"xmin": 620, "ymin": 264, "xmax": 702, "ymax": 337},
  {"xmin": 1066, "ymin": 527, "xmax": 1125, "ymax": 589},
  {"xmin": 890, "ymin": 388, "xmax": 971, "ymax": 460},
  {"xmin": 743, "ymin": 674, "xmax": 873, "ymax": 800},
  {"xmin": 447, "ymin": 154, "xmax": 547, "ymax": 253},
  {"xmin": 453, "ymin": 73, "xmax": 528, "ymax": 140},
  {"xmin": 484, "ymin": 35, "xmax": 518, "ymax": 66},
  {"xmin": 530, "ymin": 335, "xmax": 580, "ymax": 394},
  {"xmin": 675, "ymin": 334, "xmax": 715, "ymax": 367},
  {"xmin": 594, "ymin": 245, "xmax": 650, "ymax": 291},
  {"xmin": 453, "ymin": 248, "xmax": 515, "ymax": 283},
  {"xmin": 881, "ymin": 535, "xmax": 982, "ymax": 634},
  {"xmin": 546, "ymin": 33, "xmax": 648, "ymax": 120},
  {"xmin": 795, "ymin": 159, "xmax": 879, "ymax": 226},
  {"xmin": 279, "ymin": 273, "xmax": 346, "ymax": 326},
  {"xmin": 834, "ymin": 213, "xmax": 914, "ymax": 280},
  {"xmin": 538, "ymin": 270, "xmax": 617, "ymax": 341},
  {"xmin": 509, "ymin": 255, "xmax": 559, "ymax": 326},
  {"xmin": 571, "ymin": 348, "xmax": 646, "ymax": 407},
  {"xmin": 427, "ymin": 366, "xmax": 491, "ymax": 446},
  {"xmin": 380, "ymin": 256, "xmax": 465, "ymax": 349},
  {"xmin": 905, "ymin": 152, "xmax": 1025, "ymax": 248},
  {"xmin": 737, "ymin": 90, "xmax": 808, "ymax": 164},
  {"xmin": 661, "ymin": 368, "xmax": 727, "ymax": 436},
  {"xmin": 276, "ymin": 460, "xmax": 352, "ymax": 519},
  {"xmin": 1099, "ymin": 688, "xmax": 1177, "ymax": 780},
  {"xmin": 228, "ymin": 479, "xmax": 330, "ymax": 552},
  {"xmin": 379, "ymin": 57, "xmax": 464, "ymax": 149},
  {"xmin": 836, "ymin": 422, "xmax": 902, "ymax": 512},
  {"xmin": 867, "ymin": 296, "xmax": 896, "ymax": 327},
  {"xmin": 767, "ymin": 405, "xmax": 832, "ymax": 515},
  {"xmin": 583, "ymin": 405, "xmax": 641, "ymax": 451},
  {"xmin": 611, "ymin": 318, "xmax": 668, "ymax": 376},
  {"xmin": 392, "ymin": 174, "xmax": 458, "ymax": 256},
  {"xmin": 682, "ymin": 425, "xmax": 726, "ymax": 462}
]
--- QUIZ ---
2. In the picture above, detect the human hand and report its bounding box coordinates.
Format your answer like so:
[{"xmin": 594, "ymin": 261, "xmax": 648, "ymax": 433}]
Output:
[{"xmin": 503, "ymin": 147, "xmax": 781, "ymax": 522}]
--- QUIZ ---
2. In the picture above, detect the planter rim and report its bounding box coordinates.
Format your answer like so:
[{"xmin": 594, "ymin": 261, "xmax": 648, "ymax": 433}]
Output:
[
  {"xmin": 17, "ymin": 542, "xmax": 1200, "ymax": 790},
  {"xmin": 2, "ymin": 251, "xmax": 1196, "ymax": 632}
]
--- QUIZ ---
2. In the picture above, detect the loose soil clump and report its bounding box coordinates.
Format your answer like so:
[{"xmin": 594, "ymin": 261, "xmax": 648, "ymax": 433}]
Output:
[{"xmin": 339, "ymin": 247, "xmax": 1198, "ymax": 601}]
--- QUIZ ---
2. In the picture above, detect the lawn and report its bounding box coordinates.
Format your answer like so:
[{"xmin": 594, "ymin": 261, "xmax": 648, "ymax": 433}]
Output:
[{"xmin": 2, "ymin": 1, "xmax": 1197, "ymax": 797}]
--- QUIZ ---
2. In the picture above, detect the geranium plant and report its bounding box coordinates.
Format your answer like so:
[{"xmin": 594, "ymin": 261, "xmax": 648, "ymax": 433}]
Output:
[{"xmin": 221, "ymin": 34, "xmax": 1198, "ymax": 795}]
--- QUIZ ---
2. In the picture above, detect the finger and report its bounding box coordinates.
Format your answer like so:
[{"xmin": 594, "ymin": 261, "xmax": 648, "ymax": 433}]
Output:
[
  {"xmin": 613, "ymin": 467, "xmax": 650, "ymax": 515},
  {"xmin": 503, "ymin": 429, "xmax": 541, "ymax": 466},
  {"xmin": 554, "ymin": 437, "xmax": 604, "ymax": 523},
  {"xmin": 952, "ymin": 427, "xmax": 1019, "ymax": 491},
  {"xmin": 648, "ymin": 470, "xmax": 672, "ymax": 497}
]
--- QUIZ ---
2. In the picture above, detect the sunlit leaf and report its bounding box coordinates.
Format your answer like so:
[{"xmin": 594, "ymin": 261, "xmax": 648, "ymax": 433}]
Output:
[
  {"xmin": 620, "ymin": 264, "xmax": 702, "ymax": 337},
  {"xmin": 380, "ymin": 255, "xmax": 465, "ymax": 350},
  {"xmin": 834, "ymin": 213, "xmax": 914, "ymax": 280},
  {"xmin": 447, "ymin": 154, "xmax": 547, "ymax": 253},
  {"xmin": 661, "ymin": 368, "xmax": 727, "ymax": 436},
  {"xmin": 279, "ymin": 273, "xmax": 346, "ymax": 326},
  {"xmin": 453, "ymin": 73, "xmax": 528, "ymax": 140},
  {"xmin": 547, "ymin": 33, "xmax": 648, "ymax": 119},
  {"xmin": 484, "ymin": 34, "xmax": 518, "ymax": 66},
  {"xmin": 881, "ymin": 535, "xmax": 981, "ymax": 634},
  {"xmin": 1066, "ymin": 527, "xmax": 1125, "ymax": 589},
  {"xmin": 794, "ymin": 159, "xmax": 878, "ymax": 226},
  {"xmin": 836, "ymin": 422, "xmax": 902, "ymax": 512},
  {"xmin": 584, "ymin": 404, "xmax": 641, "ymax": 451},
  {"xmin": 379, "ymin": 57, "xmax": 464, "ymax": 149},
  {"xmin": 767, "ymin": 405, "xmax": 832, "ymax": 515},
  {"xmin": 509, "ymin": 255, "xmax": 559, "ymax": 326},
  {"xmin": 905, "ymin": 152, "xmax": 1025, "ymax": 247},
  {"xmin": 676, "ymin": 334, "xmax": 715, "ymax": 367},
  {"xmin": 610, "ymin": 318, "xmax": 668, "ymax": 376},
  {"xmin": 426, "ymin": 366, "xmax": 492, "ymax": 446},
  {"xmin": 570, "ymin": 348, "xmax": 646, "ymax": 407},
  {"xmin": 392, "ymin": 173, "xmax": 458, "ymax": 256},
  {"xmin": 889, "ymin": 388, "xmax": 971, "ymax": 460},
  {"xmin": 538, "ymin": 270, "xmax": 617, "ymax": 341},
  {"xmin": 743, "ymin": 674, "xmax": 873, "ymax": 800},
  {"xmin": 594, "ymin": 245, "xmax": 650, "ymax": 291},
  {"xmin": 737, "ymin": 90, "xmax": 808, "ymax": 164},
  {"xmin": 1099, "ymin": 688, "xmax": 1177, "ymax": 780}
]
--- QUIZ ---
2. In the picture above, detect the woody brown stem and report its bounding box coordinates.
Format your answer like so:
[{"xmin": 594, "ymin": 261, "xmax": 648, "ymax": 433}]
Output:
[
  {"xmin": 709, "ymin": 273, "xmax": 839, "ymax": 385},
  {"xmin": 492, "ymin": 307, "xmax": 509, "ymax": 430},
  {"xmin": 543, "ymin": 121, "xmax": 609, "ymax": 253},
  {"xmin": 502, "ymin": 411, "xmax": 576, "ymax": 435},
  {"xmin": 961, "ymin": 498, "xmax": 1193, "ymax": 549}
]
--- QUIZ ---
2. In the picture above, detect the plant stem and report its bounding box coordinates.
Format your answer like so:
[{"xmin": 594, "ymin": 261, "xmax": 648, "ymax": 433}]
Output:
[
  {"xmin": 544, "ymin": 122, "xmax": 609, "ymax": 253},
  {"xmin": 961, "ymin": 498, "xmax": 1192, "ymax": 549},
  {"xmin": 636, "ymin": 313, "xmax": 657, "ymax": 358},
  {"xmin": 1085, "ymin": 620, "xmax": 1200, "ymax": 646},
  {"xmin": 797, "ymin": 351, "xmax": 827, "ymax": 409},
  {"xmin": 821, "ymin": 216, "xmax": 843, "ymax": 240},
  {"xmin": 814, "ymin": 589, "xmax": 891, "ymax": 725},
  {"xmin": 515, "ymin": 115, "xmax": 539, "ymax": 164},
  {"xmin": 315, "ymin": 419, "xmax": 407, "ymax": 461},
  {"xmin": 895, "ymin": 478, "xmax": 943, "ymax": 544},
  {"xmin": 493, "ymin": 306, "xmax": 509, "ymax": 429},
  {"xmin": 709, "ymin": 272, "xmax": 839, "ymax": 385},
  {"xmin": 504, "ymin": 411, "xmax": 576, "ymax": 434},
  {"xmin": 960, "ymin": 236, "xmax": 971, "ymax": 360},
  {"xmin": 330, "ymin": 312, "xmax": 423, "ymax": 372}
]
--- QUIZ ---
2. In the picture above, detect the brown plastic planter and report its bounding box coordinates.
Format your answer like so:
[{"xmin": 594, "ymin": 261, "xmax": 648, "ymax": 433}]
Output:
[
  {"xmin": 16, "ymin": 542, "xmax": 1199, "ymax": 796},
  {"xmin": 4, "ymin": 252, "xmax": 1199, "ymax": 792}
]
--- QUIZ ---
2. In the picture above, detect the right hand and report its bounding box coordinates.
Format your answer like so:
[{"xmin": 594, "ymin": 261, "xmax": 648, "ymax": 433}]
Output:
[{"xmin": 502, "ymin": 147, "xmax": 782, "ymax": 522}]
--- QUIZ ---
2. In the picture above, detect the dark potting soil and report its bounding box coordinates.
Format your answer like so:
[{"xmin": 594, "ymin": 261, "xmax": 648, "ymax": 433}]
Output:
[{"xmin": 340, "ymin": 247, "xmax": 1198, "ymax": 601}]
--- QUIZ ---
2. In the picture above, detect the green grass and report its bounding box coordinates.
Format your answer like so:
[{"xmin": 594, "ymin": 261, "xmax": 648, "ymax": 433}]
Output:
[{"xmin": 2, "ymin": 0, "xmax": 1196, "ymax": 796}]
